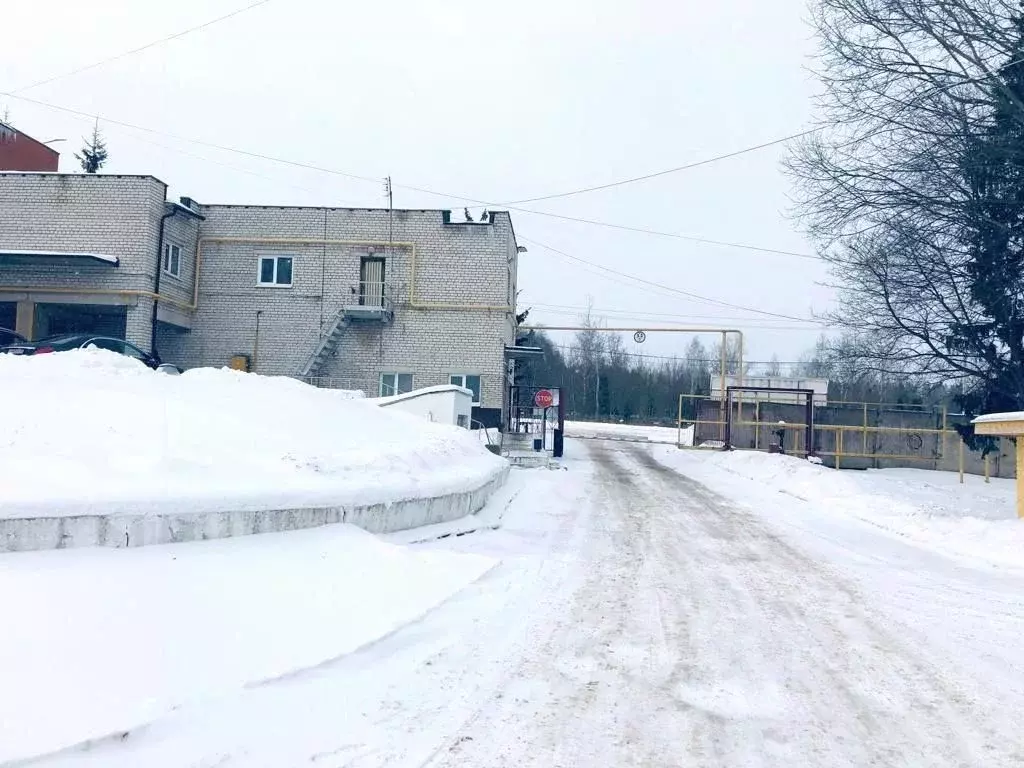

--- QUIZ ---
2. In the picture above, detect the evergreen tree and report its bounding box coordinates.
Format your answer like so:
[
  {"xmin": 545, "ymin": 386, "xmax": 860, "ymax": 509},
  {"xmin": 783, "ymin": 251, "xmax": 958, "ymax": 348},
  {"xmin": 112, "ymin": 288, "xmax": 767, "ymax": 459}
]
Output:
[
  {"xmin": 951, "ymin": 17, "xmax": 1024, "ymax": 420},
  {"xmin": 75, "ymin": 119, "xmax": 108, "ymax": 173}
]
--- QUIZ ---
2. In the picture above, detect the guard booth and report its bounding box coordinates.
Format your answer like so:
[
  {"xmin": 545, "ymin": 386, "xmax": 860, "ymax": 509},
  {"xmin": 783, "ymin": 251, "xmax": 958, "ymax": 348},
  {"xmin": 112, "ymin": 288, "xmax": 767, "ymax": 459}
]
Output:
[{"xmin": 506, "ymin": 385, "xmax": 565, "ymax": 458}]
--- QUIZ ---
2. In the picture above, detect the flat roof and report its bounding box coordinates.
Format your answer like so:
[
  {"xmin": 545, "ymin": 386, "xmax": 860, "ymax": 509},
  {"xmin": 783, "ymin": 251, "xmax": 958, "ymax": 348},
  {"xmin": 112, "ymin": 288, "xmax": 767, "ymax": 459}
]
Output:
[
  {"xmin": 973, "ymin": 412, "xmax": 1024, "ymax": 424},
  {"xmin": 0, "ymin": 249, "xmax": 119, "ymax": 266},
  {"xmin": 0, "ymin": 172, "xmax": 167, "ymax": 186}
]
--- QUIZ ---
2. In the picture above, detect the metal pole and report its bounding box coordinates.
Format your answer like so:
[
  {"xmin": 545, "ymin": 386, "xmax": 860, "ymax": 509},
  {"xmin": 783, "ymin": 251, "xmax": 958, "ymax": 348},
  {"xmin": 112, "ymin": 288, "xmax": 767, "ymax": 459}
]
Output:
[
  {"xmin": 862, "ymin": 403, "xmax": 868, "ymax": 455},
  {"xmin": 252, "ymin": 310, "xmax": 263, "ymax": 373},
  {"xmin": 724, "ymin": 388, "xmax": 732, "ymax": 449},
  {"xmin": 754, "ymin": 400, "xmax": 760, "ymax": 450},
  {"xmin": 677, "ymin": 394, "xmax": 682, "ymax": 448},
  {"xmin": 1016, "ymin": 440, "xmax": 1024, "ymax": 518},
  {"xmin": 719, "ymin": 331, "xmax": 727, "ymax": 441},
  {"xmin": 959, "ymin": 438, "xmax": 965, "ymax": 484},
  {"xmin": 985, "ymin": 453, "xmax": 990, "ymax": 484}
]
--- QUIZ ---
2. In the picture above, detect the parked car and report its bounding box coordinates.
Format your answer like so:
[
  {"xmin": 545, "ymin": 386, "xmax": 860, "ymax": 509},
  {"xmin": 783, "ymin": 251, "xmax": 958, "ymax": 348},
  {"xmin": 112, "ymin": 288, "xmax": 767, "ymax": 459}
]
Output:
[
  {"xmin": 0, "ymin": 334, "xmax": 181, "ymax": 373},
  {"xmin": 0, "ymin": 327, "xmax": 26, "ymax": 347}
]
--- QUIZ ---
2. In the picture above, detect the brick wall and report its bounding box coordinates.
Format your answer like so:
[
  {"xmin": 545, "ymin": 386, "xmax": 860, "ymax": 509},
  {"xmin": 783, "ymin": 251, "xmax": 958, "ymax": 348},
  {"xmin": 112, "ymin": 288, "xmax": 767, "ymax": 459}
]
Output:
[
  {"xmin": 0, "ymin": 177, "xmax": 522, "ymax": 410},
  {"xmin": 0, "ymin": 173, "xmax": 168, "ymax": 349},
  {"xmin": 182, "ymin": 206, "xmax": 519, "ymax": 408}
]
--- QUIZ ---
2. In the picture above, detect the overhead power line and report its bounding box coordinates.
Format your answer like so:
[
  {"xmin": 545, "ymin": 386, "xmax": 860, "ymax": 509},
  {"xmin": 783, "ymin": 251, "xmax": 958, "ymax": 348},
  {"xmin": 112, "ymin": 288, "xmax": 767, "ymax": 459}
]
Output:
[
  {"xmin": 526, "ymin": 301, "xmax": 824, "ymax": 324},
  {"xmin": 10, "ymin": 0, "xmax": 279, "ymax": 94},
  {"xmin": 530, "ymin": 306, "xmax": 826, "ymax": 331},
  {"xmin": 550, "ymin": 343, "xmax": 807, "ymax": 364},
  {"xmin": 504, "ymin": 129, "xmax": 819, "ymax": 205},
  {"xmin": 521, "ymin": 237, "xmax": 818, "ymax": 323},
  {"xmin": 0, "ymin": 90, "xmax": 819, "ymax": 261}
]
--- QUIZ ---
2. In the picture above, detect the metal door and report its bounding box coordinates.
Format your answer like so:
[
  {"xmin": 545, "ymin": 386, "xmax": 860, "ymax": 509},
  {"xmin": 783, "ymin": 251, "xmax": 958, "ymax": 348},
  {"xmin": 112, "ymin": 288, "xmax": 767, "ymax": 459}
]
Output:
[{"xmin": 359, "ymin": 257, "xmax": 385, "ymax": 306}]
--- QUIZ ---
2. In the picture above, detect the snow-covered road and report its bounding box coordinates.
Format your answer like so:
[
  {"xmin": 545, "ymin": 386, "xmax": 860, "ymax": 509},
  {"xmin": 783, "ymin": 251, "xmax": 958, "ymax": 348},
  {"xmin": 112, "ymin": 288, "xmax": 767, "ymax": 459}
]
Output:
[{"xmin": 26, "ymin": 440, "xmax": 1024, "ymax": 767}]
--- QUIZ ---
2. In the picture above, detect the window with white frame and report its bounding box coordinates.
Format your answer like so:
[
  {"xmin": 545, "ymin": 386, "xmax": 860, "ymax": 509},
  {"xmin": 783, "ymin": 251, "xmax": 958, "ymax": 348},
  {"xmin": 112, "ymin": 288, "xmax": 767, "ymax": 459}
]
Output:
[
  {"xmin": 257, "ymin": 255, "xmax": 293, "ymax": 286},
  {"xmin": 380, "ymin": 372, "xmax": 414, "ymax": 397},
  {"xmin": 450, "ymin": 374, "xmax": 481, "ymax": 405},
  {"xmin": 162, "ymin": 243, "xmax": 181, "ymax": 278}
]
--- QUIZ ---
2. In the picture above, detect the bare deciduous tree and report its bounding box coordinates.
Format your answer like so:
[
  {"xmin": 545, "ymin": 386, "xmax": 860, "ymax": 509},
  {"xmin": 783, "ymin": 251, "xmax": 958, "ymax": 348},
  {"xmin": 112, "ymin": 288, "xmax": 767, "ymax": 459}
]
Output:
[{"xmin": 788, "ymin": 0, "xmax": 1024, "ymax": 415}]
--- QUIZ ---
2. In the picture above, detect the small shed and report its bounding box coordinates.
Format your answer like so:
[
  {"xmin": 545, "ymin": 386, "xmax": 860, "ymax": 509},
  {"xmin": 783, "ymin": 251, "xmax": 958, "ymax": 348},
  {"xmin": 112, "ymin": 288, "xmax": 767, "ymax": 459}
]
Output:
[{"xmin": 971, "ymin": 412, "xmax": 1024, "ymax": 519}]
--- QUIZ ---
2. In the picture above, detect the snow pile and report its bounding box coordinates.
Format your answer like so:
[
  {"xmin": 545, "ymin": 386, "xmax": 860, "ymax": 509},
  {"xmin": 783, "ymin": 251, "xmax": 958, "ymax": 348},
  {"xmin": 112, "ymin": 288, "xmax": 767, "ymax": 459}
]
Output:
[
  {"xmin": 0, "ymin": 349, "xmax": 506, "ymax": 518},
  {"xmin": 0, "ymin": 524, "xmax": 496, "ymax": 763},
  {"xmin": 655, "ymin": 448, "xmax": 1024, "ymax": 570}
]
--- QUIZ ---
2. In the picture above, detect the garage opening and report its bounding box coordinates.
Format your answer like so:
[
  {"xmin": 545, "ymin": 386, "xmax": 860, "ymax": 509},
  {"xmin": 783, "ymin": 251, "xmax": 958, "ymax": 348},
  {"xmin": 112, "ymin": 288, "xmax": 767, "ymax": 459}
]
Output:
[
  {"xmin": 0, "ymin": 302, "xmax": 15, "ymax": 332},
  {"xmin": 34, "ymin": 304, "xmax": 127, "ymax": 339}
]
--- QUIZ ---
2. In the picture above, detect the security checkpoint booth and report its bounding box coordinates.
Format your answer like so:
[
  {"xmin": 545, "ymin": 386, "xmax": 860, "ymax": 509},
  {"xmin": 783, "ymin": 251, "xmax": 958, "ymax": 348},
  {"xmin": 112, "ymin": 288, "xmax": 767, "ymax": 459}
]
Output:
[{"xmin": 504, "ymin": 385, "xmax": 565, "ymax": 461}]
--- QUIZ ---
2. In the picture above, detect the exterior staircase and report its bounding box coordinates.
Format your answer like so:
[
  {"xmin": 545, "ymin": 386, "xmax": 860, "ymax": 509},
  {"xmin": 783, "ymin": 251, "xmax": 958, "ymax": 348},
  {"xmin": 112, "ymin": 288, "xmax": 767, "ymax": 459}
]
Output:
[{"xmin": 300, "ymin": 310, "xmax": 349, "ymax": 378}]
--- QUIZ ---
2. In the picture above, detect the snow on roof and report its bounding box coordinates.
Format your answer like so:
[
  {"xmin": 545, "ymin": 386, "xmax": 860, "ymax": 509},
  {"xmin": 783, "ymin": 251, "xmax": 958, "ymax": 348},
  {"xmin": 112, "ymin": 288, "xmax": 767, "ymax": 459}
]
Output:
[
  {"xmin": 0, "ymin": 249, "xmax": 119, "ymax": 266},
  {"xmin": 372, "ymin": 383, "xmax": 472, "ymax": 406},
  {"xmin": 972, "ymin": 412, "xmax": 1024, "ymax": 424}
]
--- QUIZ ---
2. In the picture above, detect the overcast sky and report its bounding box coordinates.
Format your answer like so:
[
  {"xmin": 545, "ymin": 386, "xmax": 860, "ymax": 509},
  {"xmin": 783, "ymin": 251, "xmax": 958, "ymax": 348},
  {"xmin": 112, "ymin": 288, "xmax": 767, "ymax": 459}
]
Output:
[{"xmin": 1, "ymin": 0, "xmax": 833, "ymax": 368}]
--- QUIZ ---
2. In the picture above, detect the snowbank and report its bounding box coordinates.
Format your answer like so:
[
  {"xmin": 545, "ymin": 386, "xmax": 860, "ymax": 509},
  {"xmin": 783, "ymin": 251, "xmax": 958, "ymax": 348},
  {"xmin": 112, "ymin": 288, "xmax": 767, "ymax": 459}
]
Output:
[
  {"xmin": 654, "ymin": 448, "xmax": 1024, "ymax": 571},
  {"xmin": 0, "ymin": 524, "xmax": 497, "ymax": 763},
  {"xmin": 0, "ymin": 350, "xmax": 506, "ymax": 521}
]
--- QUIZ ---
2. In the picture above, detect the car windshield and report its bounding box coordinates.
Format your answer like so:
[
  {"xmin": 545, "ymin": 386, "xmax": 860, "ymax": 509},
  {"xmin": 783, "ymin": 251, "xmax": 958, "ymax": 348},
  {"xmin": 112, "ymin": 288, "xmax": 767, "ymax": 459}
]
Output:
[{"xmin": 33, "ymin": 334, "xmax": 89, "ymax": 350}]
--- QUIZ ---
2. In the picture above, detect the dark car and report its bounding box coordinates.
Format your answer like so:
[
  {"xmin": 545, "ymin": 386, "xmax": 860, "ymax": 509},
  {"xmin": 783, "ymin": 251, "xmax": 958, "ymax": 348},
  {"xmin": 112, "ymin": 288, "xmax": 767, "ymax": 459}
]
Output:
[
  {"xmin": 0, "ymin": 327, "xmax": 26, "ymax": 347},
  {"xmin": 0, "ymin": 334, "xmax": 179, "ymax": 372}
]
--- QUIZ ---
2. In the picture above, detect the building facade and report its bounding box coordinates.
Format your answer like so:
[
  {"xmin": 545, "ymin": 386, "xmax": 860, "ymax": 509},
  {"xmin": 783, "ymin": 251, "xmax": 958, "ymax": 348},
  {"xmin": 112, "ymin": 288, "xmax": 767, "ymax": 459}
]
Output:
[
  {"xmin": 0, "ymin": 173, "xmax": 520, "ymax": 425},
  {"xmin": 0, "ymin": 123, "xmax": 60, "ymax": 172}
]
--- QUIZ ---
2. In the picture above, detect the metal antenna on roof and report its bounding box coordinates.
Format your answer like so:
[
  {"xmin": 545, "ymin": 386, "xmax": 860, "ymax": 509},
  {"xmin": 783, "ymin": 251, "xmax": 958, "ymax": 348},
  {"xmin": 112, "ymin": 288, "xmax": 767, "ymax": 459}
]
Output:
[{"xmin": 384, "ymin": 175, "xmax": 393, "ymax": 262}]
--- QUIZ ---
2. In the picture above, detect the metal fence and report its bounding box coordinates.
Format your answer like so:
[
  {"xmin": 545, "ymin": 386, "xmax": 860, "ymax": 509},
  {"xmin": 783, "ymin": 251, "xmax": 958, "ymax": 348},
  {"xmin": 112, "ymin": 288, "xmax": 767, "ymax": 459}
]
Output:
[{"xmin": 676, "ymin": 393, "xmax": 1011, "ymax": 479}]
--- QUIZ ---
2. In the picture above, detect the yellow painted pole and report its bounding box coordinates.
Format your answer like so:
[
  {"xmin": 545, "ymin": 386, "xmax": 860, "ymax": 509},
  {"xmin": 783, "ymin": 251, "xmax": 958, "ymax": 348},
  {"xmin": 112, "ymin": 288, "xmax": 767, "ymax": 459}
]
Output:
[
  {"xmin": 984, "ymin": 454, "xmax": 990, "ymax": 483},
  {"xmin": 677, "ymin": 393, "xmax": 683, "ymax": 449},
  {"xmin": 1017, "ymin": 441, "xmax": 1024, "ymax": 519},
  {"xmin": 959, "ymin": 438, "xmax": 965, "ymax": 484},
  {"xmin": 862, "ymin": 403, "xmax": 868, "ymax": 455},
  {"xmin": 754, "ymin": 400, "xmax": 760, "ymax": 450},
  {"xmin": 719, "ymin": 331, "xmax": 726, "ymax": 441},
  {"xmin": 941, "ymin": 405, "xmax": 948, "ymax": 465}
]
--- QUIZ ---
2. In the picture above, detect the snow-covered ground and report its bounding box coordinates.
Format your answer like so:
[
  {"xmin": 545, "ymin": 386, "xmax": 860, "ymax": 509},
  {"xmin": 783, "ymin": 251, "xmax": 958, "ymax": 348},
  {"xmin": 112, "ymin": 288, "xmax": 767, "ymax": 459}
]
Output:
[
  {"xmin": 10, "ymin": 440, "xmax": 1023, "ymax": 766},
  {"xmin": 0, "ymin": 350, "xmax": 504, "ymax": 518},
  {"xmin": 655, "ymin": 448, "xmax": 1024, "ymax": 572},
  {"xmin": 564, "ymin": 419, "xmax": 693, "ymax": 445},
  {"xmin": 0, "ymin": 522, "xmax": 498, "ymax": 763}
]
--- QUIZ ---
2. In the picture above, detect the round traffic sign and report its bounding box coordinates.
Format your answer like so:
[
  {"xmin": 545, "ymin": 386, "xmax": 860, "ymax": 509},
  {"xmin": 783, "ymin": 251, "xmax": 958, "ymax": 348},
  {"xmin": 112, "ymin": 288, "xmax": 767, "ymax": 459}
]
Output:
[
  {"xmin": 633, "ymin": 330, "xmax": 647, "ymax": 344},
  {"xmin": 534, "ymin": 389, "xmax": 554, "ymax": 408}
]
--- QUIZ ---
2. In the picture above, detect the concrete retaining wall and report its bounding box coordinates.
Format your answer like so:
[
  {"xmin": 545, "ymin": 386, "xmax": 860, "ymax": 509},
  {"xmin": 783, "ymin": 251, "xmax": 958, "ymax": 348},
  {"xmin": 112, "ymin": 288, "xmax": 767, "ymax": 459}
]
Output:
[{"xmin": 0, "ymin": 465, "xmax": 509, "ymax": 553}]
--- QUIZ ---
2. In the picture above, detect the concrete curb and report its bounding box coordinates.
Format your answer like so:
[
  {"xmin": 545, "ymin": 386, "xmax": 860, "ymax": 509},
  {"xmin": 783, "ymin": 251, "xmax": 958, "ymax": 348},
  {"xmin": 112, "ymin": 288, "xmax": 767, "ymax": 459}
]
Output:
[{"xmin": 0, "ymin": 465, "xmax": 510, "ymax": 553}]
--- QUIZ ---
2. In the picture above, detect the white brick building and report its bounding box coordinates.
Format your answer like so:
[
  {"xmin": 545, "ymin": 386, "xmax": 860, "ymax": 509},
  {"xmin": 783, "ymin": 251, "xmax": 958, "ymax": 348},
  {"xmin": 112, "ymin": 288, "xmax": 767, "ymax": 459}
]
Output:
[{"xmin": 0, "ymin": 173, "xmax": 522, "ymax": 425}]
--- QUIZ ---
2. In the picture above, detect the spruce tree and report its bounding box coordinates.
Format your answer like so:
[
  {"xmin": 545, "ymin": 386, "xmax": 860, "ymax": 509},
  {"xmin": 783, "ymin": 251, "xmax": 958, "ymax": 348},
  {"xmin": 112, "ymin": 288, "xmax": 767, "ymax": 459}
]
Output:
[
  {"xmin": 955, "ymin": 16, "xmax": 1024, "ymax": 417},
  {"xmin": 75, "ymin": 119, "xmax": 108, "ymax": 173}
]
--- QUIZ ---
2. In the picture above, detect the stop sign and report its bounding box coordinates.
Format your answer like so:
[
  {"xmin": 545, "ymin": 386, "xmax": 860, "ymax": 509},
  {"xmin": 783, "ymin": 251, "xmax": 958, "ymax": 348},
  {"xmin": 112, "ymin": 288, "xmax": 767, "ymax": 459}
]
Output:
[{"xmin": 534, "ymin": 389, "xmax": 554, "ymax": 408}]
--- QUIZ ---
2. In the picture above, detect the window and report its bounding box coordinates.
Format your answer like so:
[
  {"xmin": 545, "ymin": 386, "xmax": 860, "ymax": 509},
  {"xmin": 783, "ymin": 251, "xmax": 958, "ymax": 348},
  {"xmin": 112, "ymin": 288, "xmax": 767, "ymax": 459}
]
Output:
[
  {"xmin": 83, "ymin": 337, "xmax": 150, "ymax": 362},
  {"xmin": 450, "ymin": 374, "xmax": 481, "ymax": 405},
  {"xmin": 380, "ymin": 373, "xmax": 414, "ymax": 397},
  {"xmin": 258, "ymin": 255, "xmax": 293, "ymax": 286},
  {"xmin": 162, "ymin": 243, "xmax": 181, "ymax": 278}
]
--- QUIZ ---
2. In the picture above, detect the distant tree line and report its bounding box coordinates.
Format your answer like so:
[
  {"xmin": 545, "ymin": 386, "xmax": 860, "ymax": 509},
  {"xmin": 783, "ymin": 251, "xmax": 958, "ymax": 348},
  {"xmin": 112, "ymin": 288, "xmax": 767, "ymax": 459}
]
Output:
[{"xmin": 515, "ymin": 319, "xmax": 958, "ymax": 425}]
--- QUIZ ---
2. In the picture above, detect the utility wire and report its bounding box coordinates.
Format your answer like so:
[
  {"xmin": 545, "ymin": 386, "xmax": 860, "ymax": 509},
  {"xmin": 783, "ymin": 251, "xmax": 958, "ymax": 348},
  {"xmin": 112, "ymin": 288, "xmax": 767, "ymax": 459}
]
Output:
[
  {"xmin": 521, "ymin": 237, "xmax": 818, "ymax": 323},
  {"xmin": 531, "ymin": 306, "xmax": 826, "ymax": 331},
  {"xmin": 0, "ymin": 91, "xmax": 381, "ymax": 186},
  {"xmin": 526, "ymin": 301, "xmax": 824, "ymax": 324},
  {"xmin": 550, "ymin": 343, "xmax": 806, "ymax": 364},
  {"xmin": 504, "ymin": 129, "xmax": 819, "ymax": 205},
  {"xmin": 0, "ymin": 90, "xmax": 819, "ymax": 261},
  {"xmin": 9, "ymin": 0, "xmax": 279, "ymax": 94}
]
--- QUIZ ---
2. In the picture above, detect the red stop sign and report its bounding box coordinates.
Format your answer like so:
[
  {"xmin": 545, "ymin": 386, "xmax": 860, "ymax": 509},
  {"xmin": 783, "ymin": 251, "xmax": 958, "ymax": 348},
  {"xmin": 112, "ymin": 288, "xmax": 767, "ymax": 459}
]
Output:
[{"xmin": 534, "ymin": 389, "xmax": 554, "ymax": 408}]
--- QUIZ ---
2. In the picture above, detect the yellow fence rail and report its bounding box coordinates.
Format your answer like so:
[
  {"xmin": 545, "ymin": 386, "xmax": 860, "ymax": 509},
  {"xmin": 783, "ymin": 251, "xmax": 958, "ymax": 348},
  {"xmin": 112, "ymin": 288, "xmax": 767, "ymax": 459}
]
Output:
[{"xmin": 674, "ymin": 392, "xmax": 989, "ymax": 483}]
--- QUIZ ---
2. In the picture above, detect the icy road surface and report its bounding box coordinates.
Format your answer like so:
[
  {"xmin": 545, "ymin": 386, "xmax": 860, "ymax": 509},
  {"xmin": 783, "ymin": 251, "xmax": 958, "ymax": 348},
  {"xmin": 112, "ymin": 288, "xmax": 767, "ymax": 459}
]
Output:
[{"xmin": 30, "ymin": 441, "xmax": 1024, "ymax": 767}]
